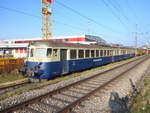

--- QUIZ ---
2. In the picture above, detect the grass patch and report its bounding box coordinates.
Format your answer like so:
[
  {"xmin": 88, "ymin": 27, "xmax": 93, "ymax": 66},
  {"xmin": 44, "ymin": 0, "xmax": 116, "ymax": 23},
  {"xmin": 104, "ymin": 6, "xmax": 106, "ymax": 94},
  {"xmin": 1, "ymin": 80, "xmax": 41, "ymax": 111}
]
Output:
[
  {"xmin": 0, "ymin": 57, "xmax": 139, "ymax": 100},
  {"xmin": 131, "ymin": 75, "xmax": 150, "ymax": 113},
  {"xmin": 0, "ymin": 74, "xmax": 26, "ymax": 84}
]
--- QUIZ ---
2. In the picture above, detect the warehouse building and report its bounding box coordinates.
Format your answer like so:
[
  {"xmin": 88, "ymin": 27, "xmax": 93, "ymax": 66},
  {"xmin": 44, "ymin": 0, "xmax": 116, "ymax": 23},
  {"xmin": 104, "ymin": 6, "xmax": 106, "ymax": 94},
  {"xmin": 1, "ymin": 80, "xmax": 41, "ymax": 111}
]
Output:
[{"xmin": 0, "ymin": 35, "xmax": 107, "ymax": 58}]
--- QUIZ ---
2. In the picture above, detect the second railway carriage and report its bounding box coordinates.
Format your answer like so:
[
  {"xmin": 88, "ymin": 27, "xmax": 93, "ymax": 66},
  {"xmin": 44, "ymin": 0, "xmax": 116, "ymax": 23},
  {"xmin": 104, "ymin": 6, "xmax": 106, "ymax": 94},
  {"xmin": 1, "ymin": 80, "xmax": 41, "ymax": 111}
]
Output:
[{"xmin": 22, "ymin": 40, "xmax": 135, "ymax": 79}]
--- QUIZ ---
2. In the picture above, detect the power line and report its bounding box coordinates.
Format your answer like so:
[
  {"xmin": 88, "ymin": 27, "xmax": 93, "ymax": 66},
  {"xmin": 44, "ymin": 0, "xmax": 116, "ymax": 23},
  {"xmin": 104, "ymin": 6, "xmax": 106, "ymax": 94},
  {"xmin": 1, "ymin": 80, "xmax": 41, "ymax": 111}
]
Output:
[
  {"xmin": 0, "ymin": 5, "xmax": 87, "ymax": 34},
  {"xmin": 54, "ymin": 0, "xmax": 121, "ymax": 34},
  {"xmin": 0, "ymin": 6, "xmax": 40, "ymax": 19},
  {"xmin": 53, "ymin": 20, "xmax": 87, "ymax": 31},
  {"xmin": 113, "ymin": 0, "xmax": 138, "ymax": 29},
  {"xmin": 101, "ymin": 0, "xmax": 130, "ymax": 32},
  {"xmin": 107, "ymin": 0, "xmax": 132, "ymax": 25},
  {"xmin": 53, "ymin": 9, "xmax": 88, "ymax": 29},
  {"xmin": 126, "ymin": 0, "xmax": 139, "ymax": 26}
]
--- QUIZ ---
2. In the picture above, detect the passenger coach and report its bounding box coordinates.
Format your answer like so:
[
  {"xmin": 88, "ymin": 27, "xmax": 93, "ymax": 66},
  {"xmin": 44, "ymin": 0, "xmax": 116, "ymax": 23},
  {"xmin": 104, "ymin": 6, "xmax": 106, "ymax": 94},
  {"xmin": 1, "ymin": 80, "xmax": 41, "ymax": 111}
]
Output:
[{"xmin": 23, "ymin": 40, "xmax": 135, "ymax": 79}]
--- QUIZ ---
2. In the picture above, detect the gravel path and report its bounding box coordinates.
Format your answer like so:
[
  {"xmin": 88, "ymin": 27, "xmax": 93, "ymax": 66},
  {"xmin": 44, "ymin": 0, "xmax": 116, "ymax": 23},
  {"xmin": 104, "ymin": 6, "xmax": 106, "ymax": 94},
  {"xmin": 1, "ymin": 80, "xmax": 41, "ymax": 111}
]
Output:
[
  {"xmin": 0, "ymin": 56, "xmax": 149, "ymax": 112},
  {"xmin": 72, "ymin": 57, "xmax": 150, "ymax": 113}
]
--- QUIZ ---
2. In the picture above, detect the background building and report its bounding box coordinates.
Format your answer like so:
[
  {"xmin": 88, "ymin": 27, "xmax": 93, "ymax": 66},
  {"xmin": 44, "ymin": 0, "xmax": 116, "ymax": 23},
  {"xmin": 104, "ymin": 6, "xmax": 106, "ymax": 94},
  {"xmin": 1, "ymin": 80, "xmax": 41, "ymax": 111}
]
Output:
[{"xmin": 0, "ymin": 35, "xmax": 107, "ymax": 58}]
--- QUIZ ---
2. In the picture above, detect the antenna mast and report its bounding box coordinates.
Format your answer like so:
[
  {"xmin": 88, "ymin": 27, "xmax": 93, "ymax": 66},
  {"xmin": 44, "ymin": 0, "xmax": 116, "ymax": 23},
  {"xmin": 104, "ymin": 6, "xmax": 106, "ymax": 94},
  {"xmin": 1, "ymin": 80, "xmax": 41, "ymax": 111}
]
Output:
[{"xmin": 41, "ymin": 0, "xmax": 52, "ymax": 40}]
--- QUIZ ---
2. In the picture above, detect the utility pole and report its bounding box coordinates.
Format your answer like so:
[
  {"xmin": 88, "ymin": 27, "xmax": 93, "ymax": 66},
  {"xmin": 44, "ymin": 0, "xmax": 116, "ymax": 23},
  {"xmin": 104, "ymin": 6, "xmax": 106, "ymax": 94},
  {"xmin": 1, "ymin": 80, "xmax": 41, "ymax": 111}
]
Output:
[
  {"xmin": 145, "ymin": 34, "xmax": 149, "ymax": 55},
  {"xmin": 135, "ymin": 32, "xmax": 138, "ymax": 48},
  {"xmin": 134, "ymin": 24, "xmax": 138, "ymax": 55},
  {"xmin": 146, "ymin": 41, "xmax": 149, "ymax": 55},
  {"xmin": 133, "ymin": 25, "xmax": 144, "ymax": 55},
  {"xmin": 134, "ymin": 31, "xmax": 138, "ymax": 55},
  {"xmin": 41, "ymin": 0, "xmax": 52, "ymax": 40}
]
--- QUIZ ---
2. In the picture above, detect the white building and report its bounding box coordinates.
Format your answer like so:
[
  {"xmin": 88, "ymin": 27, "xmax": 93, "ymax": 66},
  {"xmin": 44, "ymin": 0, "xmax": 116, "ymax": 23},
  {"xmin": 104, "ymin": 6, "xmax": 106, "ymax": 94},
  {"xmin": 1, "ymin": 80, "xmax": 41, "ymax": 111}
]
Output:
[{"xmin": 0, "ymin": 35, "xmax": 106, "ymax": 58}]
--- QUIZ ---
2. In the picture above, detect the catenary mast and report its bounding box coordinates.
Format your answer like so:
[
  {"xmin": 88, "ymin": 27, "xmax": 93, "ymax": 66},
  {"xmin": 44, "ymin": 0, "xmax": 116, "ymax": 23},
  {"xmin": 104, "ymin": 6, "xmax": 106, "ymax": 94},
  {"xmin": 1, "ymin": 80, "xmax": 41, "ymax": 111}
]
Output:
[{"xmin": 41, "ymin": 0, "xmax": 52, "ymax": 40}]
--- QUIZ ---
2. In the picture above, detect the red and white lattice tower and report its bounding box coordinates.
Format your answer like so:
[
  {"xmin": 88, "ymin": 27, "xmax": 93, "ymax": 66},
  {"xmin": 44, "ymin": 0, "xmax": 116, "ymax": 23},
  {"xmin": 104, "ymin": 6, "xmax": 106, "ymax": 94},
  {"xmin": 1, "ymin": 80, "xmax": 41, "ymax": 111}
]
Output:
[{"xmin": 41, "ymin": 0, "xmax": 52, "ymax": 40}]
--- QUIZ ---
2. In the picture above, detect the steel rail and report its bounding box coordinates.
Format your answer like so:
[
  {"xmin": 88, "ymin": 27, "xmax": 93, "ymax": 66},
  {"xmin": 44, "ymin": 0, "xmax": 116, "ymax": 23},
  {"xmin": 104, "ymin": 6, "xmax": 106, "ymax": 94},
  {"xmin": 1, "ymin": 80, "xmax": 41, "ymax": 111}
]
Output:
[
  {"xmin": 0, "ymin": 81, "xmax": 30, "ymax": 90},
  {"xmin": 0, "ymin": 80, "xmax": 31, "ymax": 96},
  {"xmin": 0, "ymin": 56, "xmax": 148, "ymax": 113},
  {"xmin": 57, "ymin": 56, "xmax": 149, "ymax": 113}
]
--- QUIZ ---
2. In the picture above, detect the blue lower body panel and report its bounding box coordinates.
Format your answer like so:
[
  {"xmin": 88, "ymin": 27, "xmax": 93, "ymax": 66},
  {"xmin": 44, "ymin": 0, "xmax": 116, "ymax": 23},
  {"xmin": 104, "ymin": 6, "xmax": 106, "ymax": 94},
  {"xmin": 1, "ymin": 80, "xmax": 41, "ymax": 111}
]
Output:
[
  {"xmin": 26, "ymin": 54, "xmax": 135, "ymax": 79},
  {"xmin": 26, "ymin": 61, "xmax": 62, "ymax": 79}
]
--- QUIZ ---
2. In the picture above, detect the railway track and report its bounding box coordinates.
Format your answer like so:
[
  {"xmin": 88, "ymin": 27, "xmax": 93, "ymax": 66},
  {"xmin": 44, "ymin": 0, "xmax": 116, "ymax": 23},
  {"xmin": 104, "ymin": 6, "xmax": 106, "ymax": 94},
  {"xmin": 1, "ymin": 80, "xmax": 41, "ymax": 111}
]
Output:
[
  {"xmin": 0, "ymin": 55, "xmax": 149, "ymax": 113},
  {"xmin": 0, "ymin": 81, "xmax": 31, "ymax": 96}
]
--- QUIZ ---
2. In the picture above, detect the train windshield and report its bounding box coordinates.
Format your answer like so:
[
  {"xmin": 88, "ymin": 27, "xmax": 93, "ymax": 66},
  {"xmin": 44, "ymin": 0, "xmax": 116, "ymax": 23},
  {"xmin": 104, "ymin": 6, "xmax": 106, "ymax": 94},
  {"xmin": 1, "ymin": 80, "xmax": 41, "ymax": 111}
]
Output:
[{"xmin": 35, "ymin": 48, "xmax": 46, "ymax": 58}]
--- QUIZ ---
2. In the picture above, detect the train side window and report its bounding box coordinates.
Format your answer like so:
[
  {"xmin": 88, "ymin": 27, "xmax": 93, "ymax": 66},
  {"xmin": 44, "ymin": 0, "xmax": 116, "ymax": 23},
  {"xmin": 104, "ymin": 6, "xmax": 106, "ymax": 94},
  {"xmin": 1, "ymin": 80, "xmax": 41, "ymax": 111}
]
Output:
[
  {"xmin": 91, "ymin": 50, "xmax": 95, "ymax": 57},
  {"xmin": 30, "ymin": 48, "xmax": 34, "ymax": 57},
  {"xmin": 100, "ymin": 50, "xmax": 103, "ymax": 56},
  {"xmin": 53, "ymin": 49, "xmax": 58, "ymax": 57},
  {"xmin": 117, "ymin": 50, "xmax": 119, "ymax": 55},
  {"xmin": 107, "ymin": 50, "xmax": 110, "ymax": 56},
  {"xmin": 103, "ymin": 50, "xmax": 105, "ymax": 56},
  {"xmin": 70, "ymin": 49, "xmax": 77, "ymax": 59},
  {"xmin": 96, "ymin": 50, "xmax": 99, "ymax": 57},
  {"xmin": 85, "ymin": 50, "xmax": 90, "ymax": 58},
  {"xmin": 121, "ymin": 50, "xmax": 123, "ymax": 54},
  {"xmin": 78, "ymin": 50, "xmax": 84, "ymax": 58},
  {"xmin": 27, "ymin": 48, "xmax": 29, "ymax": 57},
  {"xmin": 112, "ymin": 50, "xmax": 114, "ymax": 56},
  {"xmin": 124, "ymin": 50, "xmax": 126, "ymax": 54},
  {"xmin": 115, "ymin": 50, "xmax": 117, "ymax": 55},
  {"xmin": 104, "ymin": 50, "xmax": 107, "ymax": 56},
  {"xmin": 110, "ymin": 50, "xmax": 112, "ymax": 56},
  {"xmin": 47, "ymin": 48, "xmax": 52, "ymax": 57}
]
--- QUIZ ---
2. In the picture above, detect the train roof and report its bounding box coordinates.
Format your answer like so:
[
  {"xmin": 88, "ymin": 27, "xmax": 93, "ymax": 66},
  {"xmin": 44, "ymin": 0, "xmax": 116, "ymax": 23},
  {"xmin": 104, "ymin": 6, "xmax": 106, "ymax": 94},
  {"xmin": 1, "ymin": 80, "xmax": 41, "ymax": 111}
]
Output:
[
  {"xmin": 30, "ymin": 40, "xmax": 134, "ymax": 49},
  {"xmin": 30, "ymin": 40, "xmax": 100, "ymax": 48}
]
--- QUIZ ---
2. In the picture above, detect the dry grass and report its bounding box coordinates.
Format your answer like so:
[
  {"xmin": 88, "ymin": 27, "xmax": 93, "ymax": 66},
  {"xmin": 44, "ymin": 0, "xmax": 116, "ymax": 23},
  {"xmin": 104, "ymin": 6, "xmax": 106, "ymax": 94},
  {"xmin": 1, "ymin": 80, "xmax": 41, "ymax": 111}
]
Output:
[
  {"xmin": 131, "ymin": 75, "xmax": 150, "ymax": 113},
  {"xmin": 0, "ymin": 74, "xmax": 26, "ymax": 84}
]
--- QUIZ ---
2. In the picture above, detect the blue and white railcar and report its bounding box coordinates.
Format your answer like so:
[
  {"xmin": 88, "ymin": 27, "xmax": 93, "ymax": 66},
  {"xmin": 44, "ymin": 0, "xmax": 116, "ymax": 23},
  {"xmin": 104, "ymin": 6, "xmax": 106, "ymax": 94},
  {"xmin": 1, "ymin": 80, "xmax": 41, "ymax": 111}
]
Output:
[{"xmin": 24, "ymin": 40, "xmax": 135, "ymax": 79}]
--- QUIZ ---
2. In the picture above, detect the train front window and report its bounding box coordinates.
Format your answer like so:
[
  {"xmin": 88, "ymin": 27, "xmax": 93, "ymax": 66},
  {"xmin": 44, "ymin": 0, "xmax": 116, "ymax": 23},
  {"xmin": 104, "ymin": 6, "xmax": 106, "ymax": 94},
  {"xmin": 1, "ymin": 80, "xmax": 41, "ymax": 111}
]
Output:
[
  {"xmin": 35, "ymin": 48, "xmax": 46, "ymax": 58},
  {"xmin": 47, "ymin": 48, "xmax": 52, "ymax": 57}
]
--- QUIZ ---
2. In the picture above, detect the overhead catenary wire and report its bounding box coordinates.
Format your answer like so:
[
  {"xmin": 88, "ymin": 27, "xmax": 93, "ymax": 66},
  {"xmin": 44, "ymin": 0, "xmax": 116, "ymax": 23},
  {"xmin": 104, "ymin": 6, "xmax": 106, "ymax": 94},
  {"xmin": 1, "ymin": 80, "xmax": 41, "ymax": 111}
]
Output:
[
  {"xmin": 54, "ymin": 20, "xmax": 87, "ymax": 31},
  {"xmin": 0, "ymin": 5, "xmax": 87, "ymax": 33},
  {"xmin": 110, "ymin": 0, "xmax": 138, "ymax": 31},
  {"xmin": 125, "ymin": 0, "xmax": 141, "ymax": 30},
  {"xmin": 107, "ymin": 0, "xmax": 134, "ymax": 26},
  {"xmin": 54, "ymin": 0, "xmax": 122, "ymax": 34},
  {"xmin": 101, "ymin": 0, "xmax": 130, "ymax": 32},
  {"xmin": 126, "ymin": 0, "xmax": 139, "ymax": 23},
  {"xmin": 107, "ymin": 0, "xmax": 140, "ymax": 34},
  {"xmin": 0, "ymin": 6, "xmax": 40, "ymax": 19}
]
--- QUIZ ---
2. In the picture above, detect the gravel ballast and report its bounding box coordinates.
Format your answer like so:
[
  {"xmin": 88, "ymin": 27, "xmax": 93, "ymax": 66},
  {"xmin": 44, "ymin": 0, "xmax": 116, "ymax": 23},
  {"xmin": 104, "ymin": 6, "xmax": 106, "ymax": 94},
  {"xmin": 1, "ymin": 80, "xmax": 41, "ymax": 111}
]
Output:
[
  {"xmin": 73, "ymin": 57, "xmax": 150, "ymax": 113},
  {"xmin": 0, "ymin": 56, "xmax": 149, "ymax": 112}
]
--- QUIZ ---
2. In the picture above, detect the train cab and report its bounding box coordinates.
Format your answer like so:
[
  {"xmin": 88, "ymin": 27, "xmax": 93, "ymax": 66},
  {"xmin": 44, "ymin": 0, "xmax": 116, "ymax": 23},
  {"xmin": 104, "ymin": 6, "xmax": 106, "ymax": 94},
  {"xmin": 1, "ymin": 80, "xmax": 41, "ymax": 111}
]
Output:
[{"xmin": 25, "ymin": 41, "xmax": 70, "ymax": 79}]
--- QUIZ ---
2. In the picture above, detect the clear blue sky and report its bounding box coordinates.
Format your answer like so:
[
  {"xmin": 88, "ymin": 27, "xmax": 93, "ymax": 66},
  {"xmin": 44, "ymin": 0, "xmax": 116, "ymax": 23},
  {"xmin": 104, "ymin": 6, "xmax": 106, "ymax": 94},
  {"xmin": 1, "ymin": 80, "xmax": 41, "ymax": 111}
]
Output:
[{"xmin": 0, "ymin": 0, "xmax": 150, "ymax": 46}]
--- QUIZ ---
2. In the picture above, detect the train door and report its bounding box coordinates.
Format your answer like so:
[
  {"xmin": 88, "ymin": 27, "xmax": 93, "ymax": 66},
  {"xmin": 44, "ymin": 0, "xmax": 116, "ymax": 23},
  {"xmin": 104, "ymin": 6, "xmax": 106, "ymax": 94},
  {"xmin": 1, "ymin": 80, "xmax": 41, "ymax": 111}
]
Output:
[
  {"xmin": 60, "ymin": 49, "xmax": 68, "ymax": 74},
  {"xmin": 112, "ymin": 50, "xmax": 115, "ymax": 62}
]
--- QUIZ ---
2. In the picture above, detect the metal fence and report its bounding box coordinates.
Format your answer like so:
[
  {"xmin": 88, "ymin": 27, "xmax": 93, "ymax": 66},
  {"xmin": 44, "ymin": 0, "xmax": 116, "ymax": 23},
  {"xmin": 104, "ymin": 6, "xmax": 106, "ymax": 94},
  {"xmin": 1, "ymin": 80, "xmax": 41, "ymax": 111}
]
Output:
[{"xmin": 0, "ymin": 58, "xmax": 24, "ymax": 73}]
